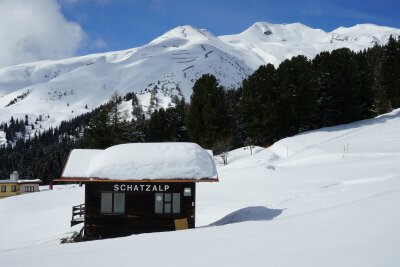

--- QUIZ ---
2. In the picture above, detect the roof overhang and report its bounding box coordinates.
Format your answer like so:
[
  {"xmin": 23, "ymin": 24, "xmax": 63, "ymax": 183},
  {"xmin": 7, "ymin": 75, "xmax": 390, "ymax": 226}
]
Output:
[{"xmin": 53, "ymin": 177, "xmax": 219, "ymax": 183}]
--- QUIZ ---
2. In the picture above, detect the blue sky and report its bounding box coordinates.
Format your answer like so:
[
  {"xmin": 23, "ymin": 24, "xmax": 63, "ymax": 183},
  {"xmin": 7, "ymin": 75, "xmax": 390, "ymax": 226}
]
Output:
[
  {"xmin": 0, "ymin": 0, "xmax": 398, "ymax": 67},
  {"xmin": 59, "ymin": 0, "xmax": 400, "ymax": 55}
]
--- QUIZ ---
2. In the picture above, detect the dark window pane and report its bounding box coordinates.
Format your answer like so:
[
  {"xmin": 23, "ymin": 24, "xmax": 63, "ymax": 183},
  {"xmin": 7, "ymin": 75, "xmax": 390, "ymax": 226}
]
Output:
[
  {"xmin": 113, "ymin": 193, "xmax": 125, "ymax": 213},
  {"xmin": 164, "ymin": 193, "xmax": 171, "ymax": 202},
  {"xmin": 183, "ymin": 188, "xmax": 191, "ymax": 197},
  {"xmin": 164, "ymin": 203, "xmax": 171, "ymax": 213},
  {"xmin": 155, "ymin": 193, "xmax": 163, "ymax": 214},
  {"xmin": 173, "ymin": 193, "xmax": 181, "ymax": 213},
  {"xmin": 101, "ymin": 193, "xmax": 113, "ymax": 213}
]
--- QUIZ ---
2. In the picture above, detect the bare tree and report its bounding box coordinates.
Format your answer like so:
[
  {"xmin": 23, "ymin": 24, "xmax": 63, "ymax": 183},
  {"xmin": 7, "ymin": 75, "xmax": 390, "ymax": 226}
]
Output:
[
  {"xmin": 244, "ymin": 137, "xmax": 256, "ymax": 155},
  {"xmin": 213, "ymin": 136, "xmax": 233, "ymax": 165}
]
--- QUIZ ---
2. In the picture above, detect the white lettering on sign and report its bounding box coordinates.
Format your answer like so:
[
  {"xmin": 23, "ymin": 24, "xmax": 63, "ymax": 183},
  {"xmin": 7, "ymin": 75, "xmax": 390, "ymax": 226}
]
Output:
[{"xmin": 114, "ymin": 184, "xmax": 170, "ymax": 192}]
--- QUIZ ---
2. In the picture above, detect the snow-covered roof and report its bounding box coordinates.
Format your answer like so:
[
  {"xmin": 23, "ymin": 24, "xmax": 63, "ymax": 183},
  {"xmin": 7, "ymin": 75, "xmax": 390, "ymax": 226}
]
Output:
[
  {"xmin": 62, "ymin": 149, "xmax": 102, "ymax": 178},
  {"xmin": 0, "ymin": 179, "xmax": 41, "ymax": 184},
  {"xmin": 18, "ymin": 179, "xmax": 42, "ymax": 184},
  {"xmin": 61, "ymin": 143, "xmax": 218, "ymax": 181}
]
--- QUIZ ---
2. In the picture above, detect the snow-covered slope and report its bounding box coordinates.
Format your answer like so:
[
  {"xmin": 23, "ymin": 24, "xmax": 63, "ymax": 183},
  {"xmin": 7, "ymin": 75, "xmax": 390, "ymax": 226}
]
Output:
[
  {"xmin": 0, "ymin": 109, "xmax": 400, "ymax": 266},
  {"xmin": 220, "ymin": 22, "xmax": 400, "ymax": 67},
  {"xmin": 0, "ymin": 22, "xmax": 399, "ymax": 138},
  {"xmin": 0, "ymin": 27, "xmax": 252, "ymax": 135}
]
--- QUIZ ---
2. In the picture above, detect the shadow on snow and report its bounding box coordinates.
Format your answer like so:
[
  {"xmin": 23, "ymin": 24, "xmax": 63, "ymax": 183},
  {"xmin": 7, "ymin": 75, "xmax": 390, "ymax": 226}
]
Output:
[{"xmin": 209, "ymin": 206, "xmax": 284, "ymax": 226}]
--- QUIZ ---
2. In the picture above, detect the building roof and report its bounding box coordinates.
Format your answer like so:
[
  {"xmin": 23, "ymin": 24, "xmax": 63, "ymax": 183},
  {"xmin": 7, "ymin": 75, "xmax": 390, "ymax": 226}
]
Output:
[
  {"xmin": 0, "ymin": 179, "xmax": 41, "ymax": 184},
  {"xmin": 60, "ymin": 143, "xmax": 218, "ymax": 182},
  {"xmin": 18, "ymin": 179, "xmax": 42, "ymax": 184}
]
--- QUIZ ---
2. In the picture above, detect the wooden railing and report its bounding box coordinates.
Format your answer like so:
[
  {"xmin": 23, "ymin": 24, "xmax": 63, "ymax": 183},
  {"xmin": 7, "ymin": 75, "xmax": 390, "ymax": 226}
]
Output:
[{"xmin": 71, "ymin": 204, "xmax": 85, "ymax": 227}]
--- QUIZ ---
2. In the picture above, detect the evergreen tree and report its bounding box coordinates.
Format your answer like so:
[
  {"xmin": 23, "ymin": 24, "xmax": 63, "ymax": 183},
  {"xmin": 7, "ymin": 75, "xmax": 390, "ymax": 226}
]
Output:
[
  {"xmin": 276, "ymin": 55, "xmax": 316, "ymax": 137},
  {"xmin": 187, "ymin": 74, "xmax": 229, "ymax": 149},
  {"xmin": 85, "ymin": 105, "xmax": 114, "ymax": 149},
  {"xmin": 313, "ymin": 49, "xmax": 363, "ymax": 127},
  {"xmin": 85, "ymin": 93, "xmax": 134, "ymax": 149},
  {"xmin": 382, "ymin": 35, "xmax": 400, "ymax": 109},
  {"xmin": 366, "ymin": 45, "xmax": 390, "ymax": 114},
  {"xmin": 355, "ymin": 50, "xmax": 376, "ymax": 118},
  {"xmin": 145, "ymin": 108, "xmax": 171, "ymax": 141},
  {"xmin": 241, "ymin": 64, "xmax": 278, "ymax": 145},
  {"xmin": 225, "ymin": 88, "xmax": 244, "ymax": 148}
]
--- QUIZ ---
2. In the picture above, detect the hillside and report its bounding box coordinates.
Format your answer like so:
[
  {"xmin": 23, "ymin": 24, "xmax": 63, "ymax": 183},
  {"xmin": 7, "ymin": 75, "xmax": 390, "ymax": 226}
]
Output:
[
  {"xmin": 0, "ymin": 109, "xmax": 399, "ymax": 266},
  {"xmin": 0, "ymin": 22, "xmax": 399, "ymax": 139}
]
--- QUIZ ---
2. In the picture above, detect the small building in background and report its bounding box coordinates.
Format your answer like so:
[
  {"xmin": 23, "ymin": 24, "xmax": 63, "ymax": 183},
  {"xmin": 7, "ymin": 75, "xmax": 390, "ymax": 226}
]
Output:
[
  {"xmin": 0, "ymin": 171, "xmax": 41, "ymax": 199},
  {"xmin": 53, "ymin": 142, "xmax": 218, "ymax": 240}
]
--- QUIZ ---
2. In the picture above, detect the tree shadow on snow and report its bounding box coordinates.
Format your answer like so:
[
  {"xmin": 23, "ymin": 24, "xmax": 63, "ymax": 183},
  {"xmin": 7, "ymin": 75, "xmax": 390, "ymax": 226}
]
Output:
[{"xmin": 209, "ymin": 206, "xmax": 285, "ymax": 227}]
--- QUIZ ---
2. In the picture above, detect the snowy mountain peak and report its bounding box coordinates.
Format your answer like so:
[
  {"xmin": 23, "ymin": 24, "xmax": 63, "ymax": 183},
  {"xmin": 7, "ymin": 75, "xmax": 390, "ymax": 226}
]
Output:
[
  {"xmin": 150, "ymin": 25, "xmax": 216, "ymax": 45},
  {"xmin": 331, "ymin": 23, "xmax": 400, "ymax": 45},
  {"xmin": 332, "ymin": 23, "xmax": 400, "ymax": 39},
  {"xmin": 333, "ymin": 23, "xmax": 398, "ymax": 33},
  {"xmin": 0, "ymin": 22, "xmax": 400, "ymax": 140},
  {"xmin": 236, "ymin": 22, "xmax": 325, "ymax": 43}
]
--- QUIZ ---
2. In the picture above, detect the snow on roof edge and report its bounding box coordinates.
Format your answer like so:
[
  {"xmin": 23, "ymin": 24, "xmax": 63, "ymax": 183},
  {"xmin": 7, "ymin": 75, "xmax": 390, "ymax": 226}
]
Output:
[
  {"xmin": 61, "ymin": 143, "xmax": 218, "ymax": 181},
  {"xmin": 61, "ymin": 149, "xmax": 102, "ymax": 178}
]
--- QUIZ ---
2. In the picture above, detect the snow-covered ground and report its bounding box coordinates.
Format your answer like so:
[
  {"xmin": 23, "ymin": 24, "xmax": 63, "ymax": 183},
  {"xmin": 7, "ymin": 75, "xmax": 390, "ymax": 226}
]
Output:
[{"xmin": 1, "ymin": 109, "xmax": 400, "ymax": 266}]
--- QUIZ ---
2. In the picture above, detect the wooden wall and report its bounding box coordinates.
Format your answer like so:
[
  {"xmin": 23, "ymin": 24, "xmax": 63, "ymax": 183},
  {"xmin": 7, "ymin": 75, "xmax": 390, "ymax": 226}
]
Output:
[
  {"xmin": 0, "ymin": 183, "xmax": 18, "ymax": 198},
  {"xmin": 84, "ymin": 181, "xmax": 196, "ymax": 239}
]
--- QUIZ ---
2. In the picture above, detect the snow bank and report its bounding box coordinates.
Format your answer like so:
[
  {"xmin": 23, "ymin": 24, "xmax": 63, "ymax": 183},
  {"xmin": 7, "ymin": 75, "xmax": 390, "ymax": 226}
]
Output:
[{"xmin": 63, "ymin": 143, "xmax": 218, "ymax": 180}]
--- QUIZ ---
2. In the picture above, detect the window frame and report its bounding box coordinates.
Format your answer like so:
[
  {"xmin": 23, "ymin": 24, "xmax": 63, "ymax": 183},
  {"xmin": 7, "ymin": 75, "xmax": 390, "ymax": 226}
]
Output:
[
  {"xmin": 155, "ymin": 192, "xmax": 181, "ymax": 214},
  {"xmin": 24, "ymin": 186, "xmax": 34, "ymax": 192},
  {"xmin": 1, "ymin": 185, "xmax": 6, "ymax": 192},
  {"xmin": 11, "ymin": 185, "xmax": 17, "ymax": 192},
  {"xmin": 100, "ymin": 192, "xmax": 125, "ymax": 215}
]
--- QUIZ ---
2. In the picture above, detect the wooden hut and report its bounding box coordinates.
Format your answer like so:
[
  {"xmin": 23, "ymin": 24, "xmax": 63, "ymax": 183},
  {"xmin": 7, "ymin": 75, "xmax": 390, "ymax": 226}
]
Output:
[
  {"xmin": 53, "ymin": 142, "xmax": 218, "ymax": 239},
  {"xmin": 0, "ymin": 171, "xmax": 41, "ymax": 199}
]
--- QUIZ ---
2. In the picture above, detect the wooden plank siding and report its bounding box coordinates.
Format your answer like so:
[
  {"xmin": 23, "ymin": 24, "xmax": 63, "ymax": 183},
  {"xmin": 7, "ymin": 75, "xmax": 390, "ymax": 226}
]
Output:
[{"xmin": 84, "ymin": 181, "xmax": 196, "ymax": 239}]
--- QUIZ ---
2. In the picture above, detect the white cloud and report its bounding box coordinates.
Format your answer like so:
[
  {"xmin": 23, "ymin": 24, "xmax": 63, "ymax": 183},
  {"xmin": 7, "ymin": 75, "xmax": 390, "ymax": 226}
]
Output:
[
  {"xmin": 0, "ymin": 0, "xmax": 84, "ymax": 67},
  {"xmin": 93, "ymin": 38, "xmax": 107, "ymax": 49}
]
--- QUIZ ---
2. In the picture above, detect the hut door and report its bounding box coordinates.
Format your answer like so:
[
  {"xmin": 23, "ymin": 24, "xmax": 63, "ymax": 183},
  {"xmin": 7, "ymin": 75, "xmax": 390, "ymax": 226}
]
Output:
[{"xmin": 155, "ymin": 193, "xmax": 181, "ymax": 214}]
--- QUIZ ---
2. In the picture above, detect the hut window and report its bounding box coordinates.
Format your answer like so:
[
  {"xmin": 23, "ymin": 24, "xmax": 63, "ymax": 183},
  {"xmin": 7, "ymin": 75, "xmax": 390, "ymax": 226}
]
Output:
[
  {"xmin": 11, "ymin": 185, "xmax": 17, "ymax": 192},
  {"xmin": 113, "ymin": 192, "xmax": 125, "ymax": 213},
  {"xmin": 155, "ymin": 193, "xmax": 181, "ymax": 214},
  {"xmin": 1, "ymin": 185, "xmax": 6, "ymax": 192},
  {"xmin": 24, "ymin": 186, "xmax": 34, "ymax": 192},
  {"xmin": 183, "ymin": 188, "xmax": 191, "ymax": 197},
  {"xmin": 172, "ymin": 193, "xmax": 181, "ymax": 213},
  {"xmin": 101, "ymin": 192, "xmax": 125, "ymax": 214},
  {"xmin": 155, "ymin": 193, "xmax": 163, "ymax": 213},
  {"xmin": 164, "ymin": 193, "xmax": 172, "ymax": 213}
]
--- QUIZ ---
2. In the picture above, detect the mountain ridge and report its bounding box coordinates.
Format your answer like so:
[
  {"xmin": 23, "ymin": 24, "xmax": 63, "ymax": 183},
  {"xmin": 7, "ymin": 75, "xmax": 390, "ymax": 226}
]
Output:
[{"xmin": 0, "ymin": 22, "xmax": 399, "ymax": 142}]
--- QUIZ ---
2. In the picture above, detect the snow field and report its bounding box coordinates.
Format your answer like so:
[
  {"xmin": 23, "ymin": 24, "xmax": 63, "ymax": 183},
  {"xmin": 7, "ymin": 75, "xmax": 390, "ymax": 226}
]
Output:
[{"xmin": 0, "ymin": 109, "xmax": 400, "ymax": 266}]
